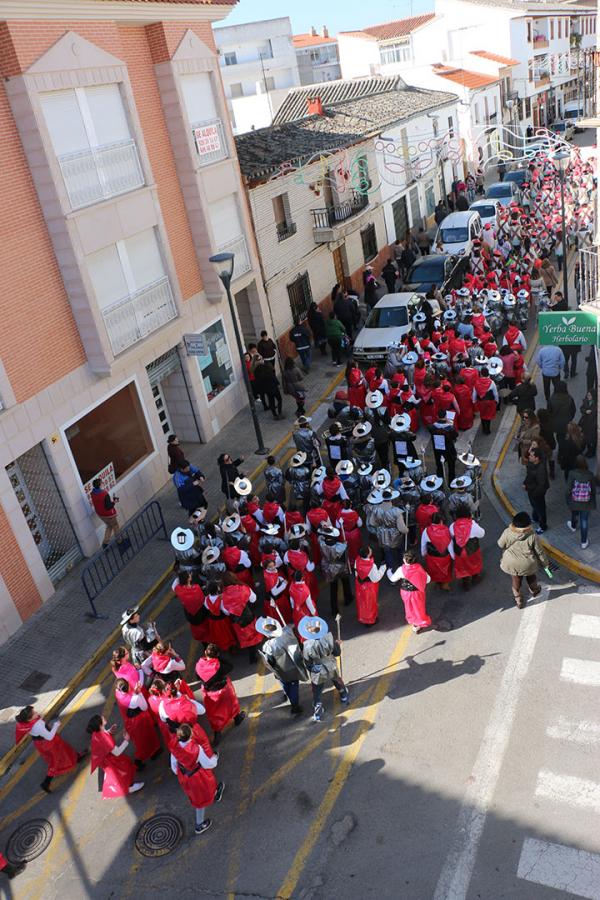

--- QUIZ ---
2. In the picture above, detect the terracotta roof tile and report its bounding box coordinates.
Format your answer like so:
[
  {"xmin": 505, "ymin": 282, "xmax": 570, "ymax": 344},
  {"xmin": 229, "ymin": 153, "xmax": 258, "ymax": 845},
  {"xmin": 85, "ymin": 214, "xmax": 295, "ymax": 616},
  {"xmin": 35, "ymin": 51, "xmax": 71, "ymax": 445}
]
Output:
[
  {"xmin": 471, "ymin": 50, "xmax": 520, "ymax": 66},
  {"xmin": 293, "ymin": 33, "xmax": 337, "ymax": 47},
  {"xmin": 432, "ymin": 67, "xmax": 499, "ymax": 89},
  {"xmin": 339, "ymin": 13, "xmax": 435, "ymax": 42}
]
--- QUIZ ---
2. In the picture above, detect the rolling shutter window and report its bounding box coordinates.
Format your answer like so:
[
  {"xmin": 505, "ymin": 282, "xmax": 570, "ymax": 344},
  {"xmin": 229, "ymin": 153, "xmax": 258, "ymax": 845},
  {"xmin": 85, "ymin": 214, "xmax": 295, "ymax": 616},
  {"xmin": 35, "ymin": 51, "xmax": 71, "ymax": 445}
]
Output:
[{"xmin": 180, "ymin": 73, "xmax": 218, "ymax": 124}]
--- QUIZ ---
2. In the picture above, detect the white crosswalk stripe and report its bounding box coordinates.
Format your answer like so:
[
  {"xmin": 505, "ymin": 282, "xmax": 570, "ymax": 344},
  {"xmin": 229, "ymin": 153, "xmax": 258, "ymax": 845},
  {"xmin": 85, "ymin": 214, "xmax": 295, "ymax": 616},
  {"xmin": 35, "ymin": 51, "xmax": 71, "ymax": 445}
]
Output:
[
  {"xmin": 560, "ymin": 657, "xmax": 600, "ymax": 686},
  {"xmin": 546, "ymin": 715, "xmax": 600, "ymax": 745},
  {"xmin": 570, "ymin": 614, "xmax": 600, "ymax": 640},
  {"xmin": 517, "ymin": 837, "xmax": 600, "ymax": 899},
  {"xmin": 535, "ymin": 770, "xmax": 600, "ymax": 814}
]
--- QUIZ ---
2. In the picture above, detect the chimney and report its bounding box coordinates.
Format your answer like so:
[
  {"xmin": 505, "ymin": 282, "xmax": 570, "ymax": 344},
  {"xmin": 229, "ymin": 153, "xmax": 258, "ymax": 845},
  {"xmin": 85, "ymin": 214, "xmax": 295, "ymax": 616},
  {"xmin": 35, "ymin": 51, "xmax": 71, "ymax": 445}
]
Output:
[
  {"xmin": 310, "ymin": 26, "xmax": 317, "ymax": 36},
  {"xmin": 307, "ymin": 96, "xmax": 324, "ymax": 116},
  {"xmin": 321, "ymin": 26, "xmax": 329, "ymax": 38}
]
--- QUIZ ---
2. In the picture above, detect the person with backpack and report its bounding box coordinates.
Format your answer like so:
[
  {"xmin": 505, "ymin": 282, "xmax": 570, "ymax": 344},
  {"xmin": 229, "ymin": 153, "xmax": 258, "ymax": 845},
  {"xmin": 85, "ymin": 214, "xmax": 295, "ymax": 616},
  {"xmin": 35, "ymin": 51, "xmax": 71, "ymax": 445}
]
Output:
[{"xmin": 566, "ymin": 456, "xmax": 598, "ymax": 550}]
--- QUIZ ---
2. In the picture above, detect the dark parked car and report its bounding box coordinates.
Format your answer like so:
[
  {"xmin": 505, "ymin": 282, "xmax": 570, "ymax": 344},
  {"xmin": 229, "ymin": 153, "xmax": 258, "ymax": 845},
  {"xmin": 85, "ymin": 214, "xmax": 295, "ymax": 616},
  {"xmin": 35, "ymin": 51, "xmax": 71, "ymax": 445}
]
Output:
[
  {"xmin": 504, "ymin": 168, "xmax": 531, "ymax": 189},
  {"xmin": 402, "ymin": 253, "xmax": 469, "ymax": 294}
]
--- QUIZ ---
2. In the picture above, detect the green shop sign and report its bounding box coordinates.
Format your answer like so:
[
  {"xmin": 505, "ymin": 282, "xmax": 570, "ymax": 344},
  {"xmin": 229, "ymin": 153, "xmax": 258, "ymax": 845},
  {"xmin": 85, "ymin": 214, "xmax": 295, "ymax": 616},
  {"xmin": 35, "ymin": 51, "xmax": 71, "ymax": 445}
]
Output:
[{"xmin": 538, "ymin": 311, "xmax": 599, "ymax": 346}]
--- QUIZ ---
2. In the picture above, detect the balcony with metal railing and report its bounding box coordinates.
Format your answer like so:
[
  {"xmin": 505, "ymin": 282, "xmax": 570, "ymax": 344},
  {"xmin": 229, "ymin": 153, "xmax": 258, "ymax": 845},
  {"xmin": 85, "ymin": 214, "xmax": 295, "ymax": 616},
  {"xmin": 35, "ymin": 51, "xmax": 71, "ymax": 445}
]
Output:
[
  {"xmin": 191, "ymin": 117, "xmax": 229, "ymax": 166},
  {"xmin": 276, "ymin": 220, "xmax": 297, "ymax": 242},
  {"xmin": 102, "ymin": 276, "xmax": 178, "ymax": 356},
  {"xmin": 311, "ymin": 191, "xmax": 369, "ymax": 242},
  {"xmin": 218, "ymin": 234, "xmax": 252, "ymax": 281},
  {"xmin": 58, "ymin": 139, "xmax": 145, "ymax": 210}
]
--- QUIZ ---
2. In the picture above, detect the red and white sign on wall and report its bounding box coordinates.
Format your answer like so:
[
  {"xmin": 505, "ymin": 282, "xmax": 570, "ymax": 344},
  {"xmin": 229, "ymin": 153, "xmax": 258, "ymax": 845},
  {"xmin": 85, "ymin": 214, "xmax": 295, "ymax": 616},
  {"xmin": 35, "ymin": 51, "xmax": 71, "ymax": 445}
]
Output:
[
  {"xmin": 84, "ymin": 462, "xmax": 116, "ymax": 506},
  {"xmin": 194, "ymin": 123, "xmax": 221, "ymax": 157}
]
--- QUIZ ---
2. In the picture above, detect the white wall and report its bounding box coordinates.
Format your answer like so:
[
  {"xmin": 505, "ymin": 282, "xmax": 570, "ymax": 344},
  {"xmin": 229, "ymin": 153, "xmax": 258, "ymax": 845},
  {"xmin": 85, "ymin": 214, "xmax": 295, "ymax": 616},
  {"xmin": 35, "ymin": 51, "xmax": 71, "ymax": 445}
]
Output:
[
  {"xmin": 338, "ymin": 34, "xmax": 380, "ymax": 79},
  {"xmin": 229, "ymin": 87, "xmax": 289, "ymax": 133}
]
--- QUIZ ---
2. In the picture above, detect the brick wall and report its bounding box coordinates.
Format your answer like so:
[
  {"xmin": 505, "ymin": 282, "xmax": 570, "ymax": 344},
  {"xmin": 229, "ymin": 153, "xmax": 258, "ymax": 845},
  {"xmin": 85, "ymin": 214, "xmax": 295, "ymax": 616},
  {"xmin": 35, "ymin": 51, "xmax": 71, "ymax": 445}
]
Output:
[{"xmin": 0, "ymin": 505, "xmax": 42, "ymax": 621}]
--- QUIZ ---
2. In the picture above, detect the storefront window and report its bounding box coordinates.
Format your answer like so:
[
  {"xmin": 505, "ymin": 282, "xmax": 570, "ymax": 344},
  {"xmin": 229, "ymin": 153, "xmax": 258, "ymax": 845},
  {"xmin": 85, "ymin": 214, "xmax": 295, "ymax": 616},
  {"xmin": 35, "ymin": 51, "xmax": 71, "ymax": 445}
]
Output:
[
  {"xmin": 195, "ymin": 319, "xmax": 235, "ymax": 401},
  {"xmin": 65, "ymin": 382, "xmax": 154, "ymax": 484}
]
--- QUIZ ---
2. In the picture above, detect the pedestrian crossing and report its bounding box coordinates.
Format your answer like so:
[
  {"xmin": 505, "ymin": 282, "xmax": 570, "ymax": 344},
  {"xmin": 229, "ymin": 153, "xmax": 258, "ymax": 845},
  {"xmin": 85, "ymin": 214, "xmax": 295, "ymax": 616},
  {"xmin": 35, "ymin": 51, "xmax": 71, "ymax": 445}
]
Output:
[{"xmin": 516, "ymin": 609, "xmax": 600, "ymax": 898}]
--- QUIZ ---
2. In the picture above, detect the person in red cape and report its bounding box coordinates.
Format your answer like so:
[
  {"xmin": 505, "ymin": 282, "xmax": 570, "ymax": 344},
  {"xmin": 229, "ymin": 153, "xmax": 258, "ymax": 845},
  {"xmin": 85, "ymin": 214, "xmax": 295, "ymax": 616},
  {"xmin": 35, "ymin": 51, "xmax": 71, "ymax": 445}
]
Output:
[
  {"xmin": 338, "ymin": 500, "xmax": 362, "ymax": 566},
  {"xmin": 415, "ymin": 499, "xmax": 440, "ymax": 535},
  {"xmin": 387, "ymin": 549, "xmax": 432, "ymax": 633},
  {"xmin": 258, "ymin": 495, "xmax": 285, "ymax": 533},
  {"xmin": 289, "ymin": 570, "xmax": 318, "ymax": 636},
  {"xmin": 0, "ymin": 851, "xmax": 25, "ymax": 880},
  {"xmin": 157, "ymin": 680, "xmax": 204, "ymax": 747},
  {"xmin": 173, "ymin": 571, "xmax": 208, "ymax": 642},
  {"xmin": 86, "ymin": 714, "xmax": 144, "ymax": 799},
  {"xmin": 114, "ymin": 679, "xmax": 161, "ymax": 766},
  {"xmin": 240, "ymin": 508, "xmax": 261, "ymax": 564},
  {"xmin": 318, "ymin": 468, "xmax": 347, "ymax": 525},
  {"xmin": 170, "ymin": 722, "xmax": 224, "ymax": 835},
  {"xmin": 148, "ymin": 678, "xmax": 174, "ymax": 745},
  {"xmin": 421, "ymin": 513, "xmax": 454, "ymax": 590},
  {"xmin": 151, "ymin": 640, "xmax": 186, "ymax": 683},
  {"xmin": 450, "ymin": 504, "xmax": 486, "ymax": 590},
  {"xmin": 15, "ymin": 705, "xmax": 86, "ymax": 793},
  {"xmin": 195, "ymin": 644, "xmax": 246, "ymax": 746},
  {"xmin": 460, "ymin": 362, "xmax": 479, "ymax": 391},
  {"xmin": 285, "ymin": 505, "xmax": 305, "ymax": 531},
  {"xmin": 473, "ymin": 365, "xmax": 499, "ymax": 435},
  {"xmin": 222, "ymin": 536, "xmax": 254, "ymax": 587},
  {"xmin": 203, "ymin": 583, "xmax": 237, "ymax": 651},
  {"xmin": 262, "ymin": 559, "xmax": 292, "ymax": 623},
  {"xmin": 111, "ymin": 646, "xmax": 144, "ymax": 691},
  {"xmin": 220, "ymin": 573, "xmax": 262, "ymax": 661},
  {"xmin": 306, "ymin": 502, "xmax": 331, "ymax": 565},
  {"xmin": 284, "ymin": 536, "xmax": 319, "ymax": 599},
  {"xmin": 346, "ymin": 364, "xmax": 367, "ymax": 409},
  {"xmin": 354, "ymin": 546, "xmax": 386, "ymax": 626},
  {"xmin": 452, "ymin": 376, "xmax": 475, "ymax": 430}
]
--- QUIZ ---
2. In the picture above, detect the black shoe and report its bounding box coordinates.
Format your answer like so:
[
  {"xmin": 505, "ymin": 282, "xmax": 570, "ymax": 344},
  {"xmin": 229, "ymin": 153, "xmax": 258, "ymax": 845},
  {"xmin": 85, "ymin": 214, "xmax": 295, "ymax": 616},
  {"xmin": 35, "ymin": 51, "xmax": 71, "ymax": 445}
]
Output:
[
  {"xmin": 214, "ymin": 782, "xmax": 225, "ymax": 803},
  {"xmin": 77, "ymin": 749, "xmax": 89, "ymax": 763},
  {"xmin": 234, "ymin": 711, "xmax": 246, "ymax": 727},
  {"xmin": 134, "ymin": 759, "xmax": 146, "ymax": 771},
  {"xmin": 150, "ymin": 747, "xmax": 163, "ymax": 761},
  {"xmin": 212, "ymin": 732, "xmax": 221, "ymax": 748},
  {"xmin": 5, "ymin": 861, "xmax": 26, "ymax": 879},
  {"xmin": 40, "ymin": 776, "xmax": 53, "ymax": 793},
  {"xmin": 195, "ymin": 818, "xmax": 212, "ymax": 835},
  {"xmin": 290, "ymin": 705, "xmax": 303, "ymax": 716}
]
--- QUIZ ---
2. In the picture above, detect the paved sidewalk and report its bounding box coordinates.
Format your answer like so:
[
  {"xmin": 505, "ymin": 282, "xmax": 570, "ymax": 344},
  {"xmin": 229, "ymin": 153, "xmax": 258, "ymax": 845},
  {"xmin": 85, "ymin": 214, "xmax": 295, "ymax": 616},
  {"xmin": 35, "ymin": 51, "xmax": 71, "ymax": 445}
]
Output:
[{"xmin": 0, "ymin": 351, "xmax": 343, "ymax": 764}]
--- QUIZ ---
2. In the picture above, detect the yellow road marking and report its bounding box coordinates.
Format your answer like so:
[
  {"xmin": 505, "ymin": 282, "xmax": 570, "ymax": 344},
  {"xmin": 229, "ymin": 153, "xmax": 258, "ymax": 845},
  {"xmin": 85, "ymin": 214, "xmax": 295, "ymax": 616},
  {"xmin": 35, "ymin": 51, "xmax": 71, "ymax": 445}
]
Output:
[{"xmin": 277, "ymin": 626, "xmax": 412, "ymax": 898}]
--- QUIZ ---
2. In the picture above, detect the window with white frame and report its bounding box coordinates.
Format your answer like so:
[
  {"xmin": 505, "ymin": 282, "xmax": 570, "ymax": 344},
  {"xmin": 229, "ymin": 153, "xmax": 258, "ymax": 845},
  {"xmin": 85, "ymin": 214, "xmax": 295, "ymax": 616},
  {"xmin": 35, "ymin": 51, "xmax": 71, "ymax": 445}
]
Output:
[
  {"xmin": 87, "ymin": 228, "xmax": 177, "ymax": 355},
  {"xmin": 379, "ymin": 40, "xmax": 411, "ymax": 65},
  {"xmin": 208, "ymin": 195, "xmax": 250, "ymax": 279},
  {"xmin": 195, "ymin": 319, "xmax": 235, "ymax": 401},
  {"xmin": 180, "ymin": 73, "xmax": 228, "ymax": 166},
  {"xmin": 40, "ymin": 84, "xmax": 144, "ymax": 210}
]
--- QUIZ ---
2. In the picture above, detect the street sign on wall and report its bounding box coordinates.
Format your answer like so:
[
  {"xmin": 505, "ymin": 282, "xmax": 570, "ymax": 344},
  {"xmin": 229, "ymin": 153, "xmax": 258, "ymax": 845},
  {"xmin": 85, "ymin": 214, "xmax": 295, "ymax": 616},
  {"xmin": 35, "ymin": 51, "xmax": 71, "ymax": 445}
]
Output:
[
  {"xmin": 538, "ymin": 311, "xmax": 599, "ymax": 346},
  {"xmin": 183, "ymin": 333, "xmax": 208, "ymax": 356},
  {"xmin": 193, "ymin": 123, "xmax": 221, "ymax": 157}
]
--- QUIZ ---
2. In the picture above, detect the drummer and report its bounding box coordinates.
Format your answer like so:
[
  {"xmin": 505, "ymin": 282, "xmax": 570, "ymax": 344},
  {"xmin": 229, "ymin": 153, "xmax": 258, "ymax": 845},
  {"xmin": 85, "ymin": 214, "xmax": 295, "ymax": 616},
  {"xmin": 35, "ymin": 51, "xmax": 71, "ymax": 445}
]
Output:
[{"xmin": 389, "ymin": 413, "xmax": 417, "ymax": 476}]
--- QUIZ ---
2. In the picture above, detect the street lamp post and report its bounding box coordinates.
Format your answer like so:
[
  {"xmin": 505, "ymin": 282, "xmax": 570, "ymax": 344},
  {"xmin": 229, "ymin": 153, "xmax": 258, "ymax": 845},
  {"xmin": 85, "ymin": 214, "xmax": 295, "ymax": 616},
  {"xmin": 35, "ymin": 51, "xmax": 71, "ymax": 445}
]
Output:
[
  {"xmin": 209, "ymin": 251, "xmax": 269, "ymax": 455},
  {"xmin": 553, "ymin": 148, "xmax": 571, "ymax": 309}
]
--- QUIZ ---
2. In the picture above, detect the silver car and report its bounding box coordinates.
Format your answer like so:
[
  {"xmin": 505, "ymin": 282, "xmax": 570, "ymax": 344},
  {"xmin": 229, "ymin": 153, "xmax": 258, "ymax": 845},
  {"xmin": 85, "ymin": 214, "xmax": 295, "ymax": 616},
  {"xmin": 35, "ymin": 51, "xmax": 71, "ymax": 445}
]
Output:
[{"xmin": 352, "ymin": 292, "xmax": 418, "ymax": 363}]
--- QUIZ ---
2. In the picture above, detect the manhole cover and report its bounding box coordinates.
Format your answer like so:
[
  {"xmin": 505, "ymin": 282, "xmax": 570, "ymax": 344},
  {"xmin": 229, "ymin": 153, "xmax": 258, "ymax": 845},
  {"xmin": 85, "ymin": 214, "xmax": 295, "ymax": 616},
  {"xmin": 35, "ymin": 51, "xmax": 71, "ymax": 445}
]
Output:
[
  {"xmin": 19, "ymin": 671, "xmax": 51, "ymax": 693},
  {"xmin": 135, "ymin": 814, "xmax": 183, "ymax": 858},
  {"xmin": 6, "ymin": 819, "xmax": 53, "ymax": 862}
]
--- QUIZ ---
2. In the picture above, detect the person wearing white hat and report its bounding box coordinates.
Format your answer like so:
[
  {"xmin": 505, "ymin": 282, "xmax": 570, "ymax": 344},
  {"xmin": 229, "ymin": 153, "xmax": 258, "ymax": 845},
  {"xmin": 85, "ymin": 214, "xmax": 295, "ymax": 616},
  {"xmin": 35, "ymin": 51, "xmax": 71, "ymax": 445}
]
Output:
[
  {"xmin": 233, "ymin": 477, "xmax": 253, "ymax": 498},
  {"xmin": 264, "ymin": 456, "xmax": 285, "ymax": 504},
  {"xmin": 364, "ymin": 488, "xmax": 383, "ymax": 538},
  {"xmin": 202, "ymin": 547, "xmax": 227, "ymax": 582},
  {"xmin": 420, "ymin": 512, "xmax": 454, "ymax": 591},
  {"xmin": 370, "ymin": 488, "xmax": 407, "ymax": 570},
  {"xmin": 285, "ymin": 452, "xmax": 311, "ymax": 513},
  {"xmin": 448, "ymin": 476, "xmax": 477, "ymax": 519},
  {"xmin": 318, "ymin": 525, "xmax": 352, "ymax": 618},
  {"xmin": 336, "ymin": 459, "xmax": 361, "ymax": 506},
  {"xmin": 171, "ymin": 527, "xmax": 203, "ymax": 575},
  {"xmin": 354, "ymin": 546, "xmax": 386, "ymax": 627},
  {"xmin": 449, "ymin": 502, "xmax": 486, "ymax": 590},
  {"xmin": 256, "ymin": 617, "xmax": 306, "ymax": 716},
  {"xmin": 350, "ymin": 421, "xmax": 376, "ymax": 467},
  {"xmin": 324, "ymin": 422, "xmax": 349, "ymax": 467},
  {"xmin": 121, "ymin": 607, "xmax": 159, "ymax": 666},
  {"xmin": 299, "ymin": 616, "xmax": 348, "ymax": 722},
  {"xmin": 357, "ymin": 462, "xmax": 374, "ymax": 504},
  {"xmin": 429, "ymin": 409, "xmax": 458, "ymax": 483},
  {"xmin": 293, "ymin": 417, "xmax": 321, "ymax": 466},
  {"xmin": 390, "ymin": 414, "xmax": 417, "ymax": 475}
]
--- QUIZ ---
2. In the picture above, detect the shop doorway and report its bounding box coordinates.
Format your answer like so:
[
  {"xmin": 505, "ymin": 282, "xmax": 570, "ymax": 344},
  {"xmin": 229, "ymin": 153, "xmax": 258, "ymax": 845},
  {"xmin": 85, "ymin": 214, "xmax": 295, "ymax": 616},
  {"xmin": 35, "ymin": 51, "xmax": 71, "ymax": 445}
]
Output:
[
  {"xmin": 332, "ymin": 244, "xmax": 350, "ymax": 291},
  {"xmin": 392, "ymin": 195, "xmax": 409, "ymax": 241}
]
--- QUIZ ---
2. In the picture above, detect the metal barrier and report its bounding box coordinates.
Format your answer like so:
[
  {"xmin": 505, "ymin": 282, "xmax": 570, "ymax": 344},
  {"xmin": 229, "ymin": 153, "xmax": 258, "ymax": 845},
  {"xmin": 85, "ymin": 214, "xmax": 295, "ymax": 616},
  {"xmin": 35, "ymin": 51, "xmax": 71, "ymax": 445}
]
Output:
[{"xmin": 81, "ymin": 500, "xmax": 168, "ymax": 617}]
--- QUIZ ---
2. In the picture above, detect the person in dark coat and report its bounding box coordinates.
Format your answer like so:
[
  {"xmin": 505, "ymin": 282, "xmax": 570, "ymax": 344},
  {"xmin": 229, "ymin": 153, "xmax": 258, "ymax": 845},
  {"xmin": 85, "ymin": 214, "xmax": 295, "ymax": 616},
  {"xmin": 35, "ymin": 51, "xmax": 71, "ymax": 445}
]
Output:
[
  {"xmin": 579, "ymin": 389, "xmax": 597, "ymax": 457},
  {"xmin": 217, "ymin": 454, "xmax": 244, "ymax": 500},
  {"xmin": 523, "ymin": 447, "xmax": 549, "ymax": 533},
  {"xmin": 381, "ymin": 258, "xmax": 399, "ymax": 294},
  {"xmin": 167, "ymin": 434, "xmax": 186, "ymax": 474},
  {"xmin": 174, "ymin": 462, "xmax": 207, "ymax": 514},
  {"xmin": 508, "ymin": 374, "xmax": 537, "ymax": 415},
  {"xmin": 333, "ymin": 291, "xmax": 356, "ymax": 339},
  {"xmin": 363, "ymin": 269, "xmax": 379, "ymax": 310},
  {"xmin": 307, "ymin": 301, "xmax": 327, "ymax": 355},
  {"xmin": 586, "ymin": 348, "xmax": 598, "ymax": 392},
  {"xmin": 548, "ymin": 381, "xmax": 576, "ymax": 453},
  {"xmin": 289, "ymin": 323, "xmax": 312, "ymax": 372},
  {"xmin": 260, "ymin": 362, "xmax": 283, "ymax": 420}
]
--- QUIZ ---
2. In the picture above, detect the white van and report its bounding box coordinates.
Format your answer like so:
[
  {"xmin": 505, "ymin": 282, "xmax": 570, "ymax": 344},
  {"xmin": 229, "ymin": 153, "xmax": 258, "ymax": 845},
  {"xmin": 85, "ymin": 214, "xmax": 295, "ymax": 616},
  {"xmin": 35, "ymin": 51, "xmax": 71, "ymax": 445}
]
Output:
[
  {"xmin": 563, "ymin": 101, "xmax": 585, "ymax": 132},
  {"xmin": 435, "ymin": 210, "xmax": 482, "ymax": 256}
]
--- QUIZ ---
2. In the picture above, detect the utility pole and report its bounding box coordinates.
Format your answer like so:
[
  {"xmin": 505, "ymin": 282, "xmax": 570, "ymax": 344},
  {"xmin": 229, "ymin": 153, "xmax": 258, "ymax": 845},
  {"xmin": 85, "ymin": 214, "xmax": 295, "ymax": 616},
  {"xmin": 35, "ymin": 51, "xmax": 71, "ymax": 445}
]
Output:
[{"xmin": 259, "ymin": 52, "xmax": 274, "ymax": 124}]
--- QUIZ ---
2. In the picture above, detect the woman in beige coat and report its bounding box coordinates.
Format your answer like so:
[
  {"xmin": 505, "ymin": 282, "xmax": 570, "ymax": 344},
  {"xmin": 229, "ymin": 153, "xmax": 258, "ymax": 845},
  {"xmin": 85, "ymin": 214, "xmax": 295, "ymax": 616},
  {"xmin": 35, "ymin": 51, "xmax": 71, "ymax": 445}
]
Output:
[{"xmin": 497, "ymin": 511, "xmax": 550, "ymax": 608}]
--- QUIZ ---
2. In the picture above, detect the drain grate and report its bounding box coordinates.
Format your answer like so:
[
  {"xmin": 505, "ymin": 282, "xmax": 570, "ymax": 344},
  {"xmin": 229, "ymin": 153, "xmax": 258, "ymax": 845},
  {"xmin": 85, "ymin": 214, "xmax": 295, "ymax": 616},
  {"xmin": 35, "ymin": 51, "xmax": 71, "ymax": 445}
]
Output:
[
  {"xmin": 6, "ymin": 819, "xmax": 53, "ymax": 863},
  {"xmin": 135, "ymin": 814, "xmax": 183, "ymax": 858},
  {"xmin": 19, "ymin": 671, "xmax": 51, "ymax": 693}
]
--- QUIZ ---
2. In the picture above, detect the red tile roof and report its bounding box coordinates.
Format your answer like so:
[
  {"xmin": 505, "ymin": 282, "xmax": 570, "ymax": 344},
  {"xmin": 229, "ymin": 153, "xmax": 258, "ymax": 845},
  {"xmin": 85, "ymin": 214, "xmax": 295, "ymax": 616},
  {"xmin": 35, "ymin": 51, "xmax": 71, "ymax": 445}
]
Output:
[
  {"xmin": 471, "ymin": 50, "xmax": 520, "ymax": 66},
  {"xmin": 99, "ymin": 0, "xmax": 238, "ymax": 4},
  {"xmin": 340, "ymin": 13, "xmax": 435, "ymax": 42},
  {"xmin": 293, "ymin": 33, "xmax": 337, "ymax": 47},
  {"xmin": 432, "ymin": 66, "xmax": 499, "ymax": 89}
]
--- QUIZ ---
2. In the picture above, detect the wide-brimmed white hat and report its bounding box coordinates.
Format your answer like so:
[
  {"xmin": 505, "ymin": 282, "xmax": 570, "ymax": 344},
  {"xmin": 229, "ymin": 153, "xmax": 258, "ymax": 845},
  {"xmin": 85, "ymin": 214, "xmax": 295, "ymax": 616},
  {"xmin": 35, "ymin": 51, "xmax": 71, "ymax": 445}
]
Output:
[
  {"xmin": 311, "ymin": 465, "xmax": 326, "ymax": 484},
  {"xmin": 171, "ymin": 527, "xmax": 195, "ymax": 552},
  {"xmin": 365, "ymin": 390, "xmax": 384, "ymax": 409},
  {"xmin": 372, "ymin": 469, "xmax": 391, "ymax": 489},
  {"xmin": 357, "ymin": 462, "xmax": 373, "ymax": 476},
  {"xmin": 294, "ymin": 415, "xmax": 312, "ymax": 427},
  {"xmin": 459, "ymin": 451, "xmax": 481, "ymax": 468},
  {"xmin": 450, "ymin": 475, "xmax": 473, "ymax": 490},
  {"xmin": 222, "ymin": 514, "xmax": 241, "ymax": 533},
  {"xmin": 380, "ymin": 487, "xmax": 400, "ymax": 502},
  {"xmin": 443, "ymin": 309, "xmax": 457, "ymax": 321},
  {"xmin": 288, "ymin": 523, "xmax": 307, "ymax": 539},
  {"xmin": 517, "ymin": 289, "xmax": 529, "ymax": 299},
  {"xmin": 403, "ymin": 456, "xmax": 422, "ymax": 469},
  {"xmin": 336, "ymin": 459, "xmax": 354, "ymax": 475},
  {"xmin": 457, "ymin": 288, "xmax": 470, "ymax": 297},
  {"xmin": 353, "ymin": 421, "xmax": 372, "ymax": 438},
  {"xmin": 390, "ymin": 413, "xmax": 411, "ymax": 432},
  {"xmin": 260, "ymin": 523, "xmax": 280, "ymax": 536},
  {"xmin": 120, "ymin": 605, "xmax": 139, "ymax": 626},
  {"xmin": 432, "ymin": 352, "xmax": 448, "ymax": 362},
  {"xmin": 367, "ymin": 489, "xmax": 383, "ymax": 505},
  {"xmin": 233, "ymin": 477, "xmax": 252, "ymax": 496},
  {"xmin": 413, "ymin": 312, "xmax": 427, "ymax": 324},
  {"xmin": 402, "ymin": 351, "xmax": 419, "ymax": 367},
  {"xmin": 190, "ymin": 507, "xmax": 207, "ymax": 524},
  {"xmin": 290, "ymin": 451, "xmax": 308, "ymax": 467},
  {"xmin": 202, "ymin": 547, "xmax": 220, "ymax": 565},
  {"xmin": 255, "ymin": 616, "xmax": 283, "ymax": 638},
  {"xmin": 487, "ymin": 357, "xmax": 503, "ymax": 376},
  {"xmin": 420, "ymin": 475, "xmax": 443, "ymax": 492},
  {"xmin": 318, "ymin": 524, "xmax": 340, "ymax": 539},
  {"xmin": 298, "ymin": 616, "xmax": 329, "ymax": 641}
]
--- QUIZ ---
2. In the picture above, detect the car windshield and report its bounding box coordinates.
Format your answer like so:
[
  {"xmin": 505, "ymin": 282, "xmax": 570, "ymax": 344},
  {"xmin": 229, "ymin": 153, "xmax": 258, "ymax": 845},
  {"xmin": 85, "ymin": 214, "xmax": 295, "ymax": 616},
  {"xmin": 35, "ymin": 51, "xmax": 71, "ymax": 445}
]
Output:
[
  {"xmin": 365, "ymin": 306, "xmax": 409, "ymax": 328},
  {"xmin": 564, "ymin": 109, "xmax": 579, "ymax": 120},
  {"xmin": 440, "ymin": 226, "xmax": 468, "ymax": 243},
  {"xmin": 505, "ymin": 172, "xmax": 525, "ymax": 183},
  {"xmin": 553, "ymin": 123, "xmax": 566, "ymax": 131},
  {"xmin": 487, "ymin": 184, "xmax": 511, "ymax": 197},
  {"xmin": 473, "ymin": 204, "xmax": 495, "ymax": 218},
  {"xmin": 407, "ymin": 261, "xmax": 443, "ymax": 283}
]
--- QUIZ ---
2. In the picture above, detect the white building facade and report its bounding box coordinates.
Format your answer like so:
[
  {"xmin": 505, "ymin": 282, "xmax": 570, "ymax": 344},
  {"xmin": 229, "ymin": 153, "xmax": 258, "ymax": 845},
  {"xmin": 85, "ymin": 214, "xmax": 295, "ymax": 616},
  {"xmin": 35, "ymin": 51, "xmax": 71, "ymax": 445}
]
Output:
[
  {"xmin": 293, "ymin": 27, "xmax": 341, "ymax": 86},
  {"xmin": 214, "ymin": 17, "xmax": 301, "ymax": 134}
]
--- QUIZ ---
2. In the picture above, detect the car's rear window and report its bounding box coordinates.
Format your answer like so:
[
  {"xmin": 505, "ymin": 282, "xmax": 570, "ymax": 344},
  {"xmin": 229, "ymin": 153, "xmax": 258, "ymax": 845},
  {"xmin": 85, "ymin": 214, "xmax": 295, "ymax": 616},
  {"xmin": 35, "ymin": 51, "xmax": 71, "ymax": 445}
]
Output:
[
  {"xmin": 487, "ymin": 184, "xmax": 511, "ymax": 197},
  {"xmin": 473, "ymin": 204, "xmax": 495, "ymax": 218},
  {"xmin": 365, "ymin": 306, "xmax": 409, "ymax": 328},
  {"xmin": 440, "ymin": 227, "xmax": 468, "ymax": 243},
  {"xmin": 407, "ymin": 261, "xmax": 443, "ymax": 283}
]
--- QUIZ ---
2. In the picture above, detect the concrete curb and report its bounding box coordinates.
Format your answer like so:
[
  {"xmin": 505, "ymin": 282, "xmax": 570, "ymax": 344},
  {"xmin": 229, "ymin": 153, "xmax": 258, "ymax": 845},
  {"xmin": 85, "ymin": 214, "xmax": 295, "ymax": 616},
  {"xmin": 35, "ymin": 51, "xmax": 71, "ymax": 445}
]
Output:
[{"xmin": 0, "ymin": 366, "xmax": 346, "ymax": 779}]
